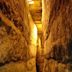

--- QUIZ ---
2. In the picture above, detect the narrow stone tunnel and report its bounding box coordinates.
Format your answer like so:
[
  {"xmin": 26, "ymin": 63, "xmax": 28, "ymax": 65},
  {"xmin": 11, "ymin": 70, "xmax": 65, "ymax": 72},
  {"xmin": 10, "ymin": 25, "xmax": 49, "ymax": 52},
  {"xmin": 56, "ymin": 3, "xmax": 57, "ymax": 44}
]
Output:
[{"xmin": 0, "ymin": 0, "xmax": 72, "ymax": 72}]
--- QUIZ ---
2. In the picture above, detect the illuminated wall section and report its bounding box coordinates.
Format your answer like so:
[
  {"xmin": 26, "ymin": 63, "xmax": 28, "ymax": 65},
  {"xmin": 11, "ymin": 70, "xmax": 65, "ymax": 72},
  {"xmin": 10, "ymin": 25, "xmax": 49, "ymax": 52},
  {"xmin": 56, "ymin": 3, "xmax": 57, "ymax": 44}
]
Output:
[{"xmin": 30, "ymin": 24, "xmax": 37, "ymax": 56}]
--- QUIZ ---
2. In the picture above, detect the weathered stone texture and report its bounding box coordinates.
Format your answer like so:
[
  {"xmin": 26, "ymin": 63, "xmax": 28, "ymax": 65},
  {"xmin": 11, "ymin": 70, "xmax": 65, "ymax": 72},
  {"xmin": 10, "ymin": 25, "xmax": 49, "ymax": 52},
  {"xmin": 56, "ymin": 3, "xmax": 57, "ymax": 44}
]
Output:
[
  {"xmin": 0, "ymin": 0, "xmax": 37, "ymax": 72},
  {"xmin": 42, "ymin": 0, "xmax": 72, "ymax": 72}
]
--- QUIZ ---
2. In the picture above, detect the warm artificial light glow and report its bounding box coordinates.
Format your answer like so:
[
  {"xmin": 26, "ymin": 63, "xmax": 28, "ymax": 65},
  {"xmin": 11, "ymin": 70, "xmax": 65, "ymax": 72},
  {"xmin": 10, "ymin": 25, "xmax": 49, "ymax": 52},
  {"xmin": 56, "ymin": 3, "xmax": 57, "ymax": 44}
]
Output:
[
  {"xmin": 27, "ymin": 0, "xmax": 34, "ymax": 4},
  {"xmin": 38, "ymin": 37, "xmax": 41, "ymax": 48},
  {"xmin": 30, "ymin": 24, "xmax": 38, "ymax": 56},
  {"xmin": 31, "ymin": 24, "xmax": 37, "ymax": 45},
  {"xmin": 36, "ymin": 24, "xmax": 42, "ymax": 32}
]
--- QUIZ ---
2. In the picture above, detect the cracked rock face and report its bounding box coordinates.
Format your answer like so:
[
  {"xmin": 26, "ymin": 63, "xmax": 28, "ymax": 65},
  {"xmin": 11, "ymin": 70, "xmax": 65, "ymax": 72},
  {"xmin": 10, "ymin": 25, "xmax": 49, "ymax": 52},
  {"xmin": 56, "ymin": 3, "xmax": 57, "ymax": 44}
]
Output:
[
  {"xmin": 0, "ymin": 0, "xmax": 30, "ymax": 64},
  {"xmin": 0, "ymin": 0, "xmax": 37, "ymax": 72},
  {"xmin": 0, "ymin": 0, "xmax": 72, "ymax": 72},
  {"xmin": 42, "ymin": 0, "xmax": 72, "ymax": 72}
]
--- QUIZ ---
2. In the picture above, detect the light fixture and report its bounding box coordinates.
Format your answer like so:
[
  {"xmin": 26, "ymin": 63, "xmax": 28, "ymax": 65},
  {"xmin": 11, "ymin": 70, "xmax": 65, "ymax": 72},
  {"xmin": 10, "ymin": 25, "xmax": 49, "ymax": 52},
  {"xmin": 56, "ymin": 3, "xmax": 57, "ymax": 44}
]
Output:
[{"xmin": 27, "ymin": 0, "xmax": 34, "ymax": 4}]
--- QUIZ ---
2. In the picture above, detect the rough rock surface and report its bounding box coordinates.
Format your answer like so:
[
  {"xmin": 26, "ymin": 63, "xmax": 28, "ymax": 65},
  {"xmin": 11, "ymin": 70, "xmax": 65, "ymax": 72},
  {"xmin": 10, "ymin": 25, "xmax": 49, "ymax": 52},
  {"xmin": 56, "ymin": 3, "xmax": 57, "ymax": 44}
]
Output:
[
  {"xmin": 0, "ymin": 0, "xmax": 36, "ymax": 72},
  {"xmin": 0, "ymin": 0, "xmax": 72, "ymax": 72},
  {"xmin": 42, "ymin": 0, "xmax": 72, "ymax": 72}
]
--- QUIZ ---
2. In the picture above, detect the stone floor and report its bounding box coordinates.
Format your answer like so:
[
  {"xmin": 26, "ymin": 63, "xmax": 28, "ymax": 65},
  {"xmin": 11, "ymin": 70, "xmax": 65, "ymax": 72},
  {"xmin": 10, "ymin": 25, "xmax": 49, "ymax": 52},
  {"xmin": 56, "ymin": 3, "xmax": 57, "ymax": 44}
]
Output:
[
  {"xmin": 0, "ymin": 58, "xmax": 72, "ymax": 72},
  {"xmin": 0, "ymin": 58, "xmax": 36, "ymax": 72}
]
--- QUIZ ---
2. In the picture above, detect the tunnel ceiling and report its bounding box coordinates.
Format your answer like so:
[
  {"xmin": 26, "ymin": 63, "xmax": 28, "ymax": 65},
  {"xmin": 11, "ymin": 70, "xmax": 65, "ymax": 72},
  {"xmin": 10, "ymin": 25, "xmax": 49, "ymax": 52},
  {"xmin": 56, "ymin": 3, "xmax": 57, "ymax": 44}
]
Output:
[{"xmin": 28, "ymin": 0, "xmax": 42, "ymax": 24}]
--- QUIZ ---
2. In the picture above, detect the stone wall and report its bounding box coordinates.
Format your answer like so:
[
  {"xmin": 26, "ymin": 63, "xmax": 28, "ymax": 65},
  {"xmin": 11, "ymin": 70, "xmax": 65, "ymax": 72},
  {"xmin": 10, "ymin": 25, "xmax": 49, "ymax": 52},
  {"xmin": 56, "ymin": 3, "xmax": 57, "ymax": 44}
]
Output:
[
  {"xmin": 42, "ymin": 0, "xmax": 72, "ymax": 72},
  {"xmin": 0, "ymin": 0, "xmax": 37, "ymax": 72}
]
